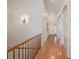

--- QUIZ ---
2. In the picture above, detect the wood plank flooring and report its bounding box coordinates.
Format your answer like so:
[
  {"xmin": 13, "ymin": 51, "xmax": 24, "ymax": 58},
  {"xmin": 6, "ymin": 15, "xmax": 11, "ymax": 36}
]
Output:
[{"xmin": 35, "ymin": 35, "xmax": 69, "ymax": 59}]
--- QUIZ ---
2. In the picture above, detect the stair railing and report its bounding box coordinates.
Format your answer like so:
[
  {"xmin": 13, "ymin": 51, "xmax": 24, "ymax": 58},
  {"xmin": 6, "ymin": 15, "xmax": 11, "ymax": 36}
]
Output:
[{"xmin": 7, "ymin": 34, "xmax": 41, "ymax": 59}]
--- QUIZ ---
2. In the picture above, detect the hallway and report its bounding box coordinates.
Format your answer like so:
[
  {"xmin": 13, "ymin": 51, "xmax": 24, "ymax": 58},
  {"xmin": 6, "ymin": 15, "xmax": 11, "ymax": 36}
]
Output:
[
  {"xmin": 35, "ymin": 35, "xmax": 69, "ymax": 59},
  {"xmin": 7, "ymin": 0, "xmax": 71, "ymax": 59}
]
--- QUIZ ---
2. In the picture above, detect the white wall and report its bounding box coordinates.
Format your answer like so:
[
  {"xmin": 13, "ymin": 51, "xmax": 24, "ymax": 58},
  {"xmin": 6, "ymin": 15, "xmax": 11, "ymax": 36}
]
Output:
[
  {"xmin": 47, "ymin": 13, "xmax": 57, "ymax": 35},
  {"xmin": 42, "ymin": 16, "xmax": 48, "ymax": 46},
  {"xmin": 67, "ymin": 0, "xmax": 71, "ymax": 57},
  {"xmin": 41, "ymin": 0, "xmax": 48, "ymax": 46},
  {"xmin": 56, "ymin": 0, "xmax": 71, "ymax": 57},
  {"xmin": 7, "ymin": 0, "xmax": 43, "ymax": 47}
]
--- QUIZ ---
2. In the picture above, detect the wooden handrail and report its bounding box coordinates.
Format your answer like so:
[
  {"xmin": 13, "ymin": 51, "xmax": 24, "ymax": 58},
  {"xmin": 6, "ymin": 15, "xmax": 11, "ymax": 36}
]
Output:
[
  {"xmin": 17, "ymin": 47, "xmax": 40, "ymax": 49},
  {"xmin": 7, "ymin": 33, "xmax": 41, "ymax": 52}
]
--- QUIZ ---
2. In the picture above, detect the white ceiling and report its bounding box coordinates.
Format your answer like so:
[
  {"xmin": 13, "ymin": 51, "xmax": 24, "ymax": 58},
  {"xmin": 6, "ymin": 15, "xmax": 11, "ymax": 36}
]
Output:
[{"xmin": 44, "ymin": 0, "xmax": 65, "ymax": 16}]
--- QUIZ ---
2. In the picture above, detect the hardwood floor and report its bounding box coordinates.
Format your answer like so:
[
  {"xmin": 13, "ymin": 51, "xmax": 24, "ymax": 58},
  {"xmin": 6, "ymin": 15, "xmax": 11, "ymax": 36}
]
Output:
[{"xmin": 35, "ymin": 35, "xmax": 69, "ymax": 59}]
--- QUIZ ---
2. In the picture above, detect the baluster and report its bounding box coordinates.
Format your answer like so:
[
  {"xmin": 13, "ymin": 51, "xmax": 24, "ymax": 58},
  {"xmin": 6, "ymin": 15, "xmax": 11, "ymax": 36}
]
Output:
[
  {"xmin": 30, "ymin": 41, "xmax": 31, "ymax": 59},
  {"xmin": 32, "ymin": 49, "xmax": 34, "ymax": 59},
  {"xmin": 40, "ymin": 39, "xmax": 41, "ymax": 47},
  {"xmin": 30, "ymin": 41, "xmax": 32, "ymax": 59},
  {"xmin": 25, "ymin": 43, "xmax": 26, "ymax": 59},
  {"xmin": 22, "ymin": 45, "xmax": 24, "ymax": 59},
  {"xmin": 13, "ymin": 49, "xmax": 15, "ymax": 59},
  {"xmin": 28, "ymin": 41, "xmax": 30, "ymax": 59},
  {"xmin": 18, "ymin": 48, "xmax": 20, "ymax": 59},
  {"xmin": 26, "ymin": 43, "xmax": 28, "ymax": 59},
  {"xmin": 33, "ymin": 40, "xmax": 35, "ymax": 59},
  {"xmin": 7, "ymin": 53, "xmax": 8, "ymax": 59}
]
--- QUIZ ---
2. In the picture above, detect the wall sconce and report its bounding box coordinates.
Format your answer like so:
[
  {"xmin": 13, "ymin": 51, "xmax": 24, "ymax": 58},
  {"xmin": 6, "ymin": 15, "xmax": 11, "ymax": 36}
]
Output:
[{"xmin": 20, "ymin": 15, "xmax": 30, "ymax": 24}]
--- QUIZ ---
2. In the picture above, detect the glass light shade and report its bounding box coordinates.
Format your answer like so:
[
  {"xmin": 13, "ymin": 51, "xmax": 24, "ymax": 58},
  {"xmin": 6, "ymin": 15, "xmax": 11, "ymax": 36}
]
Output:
[{"xmin": 20, "ymin": 15, "xmax": 30, "ymax": 24}]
